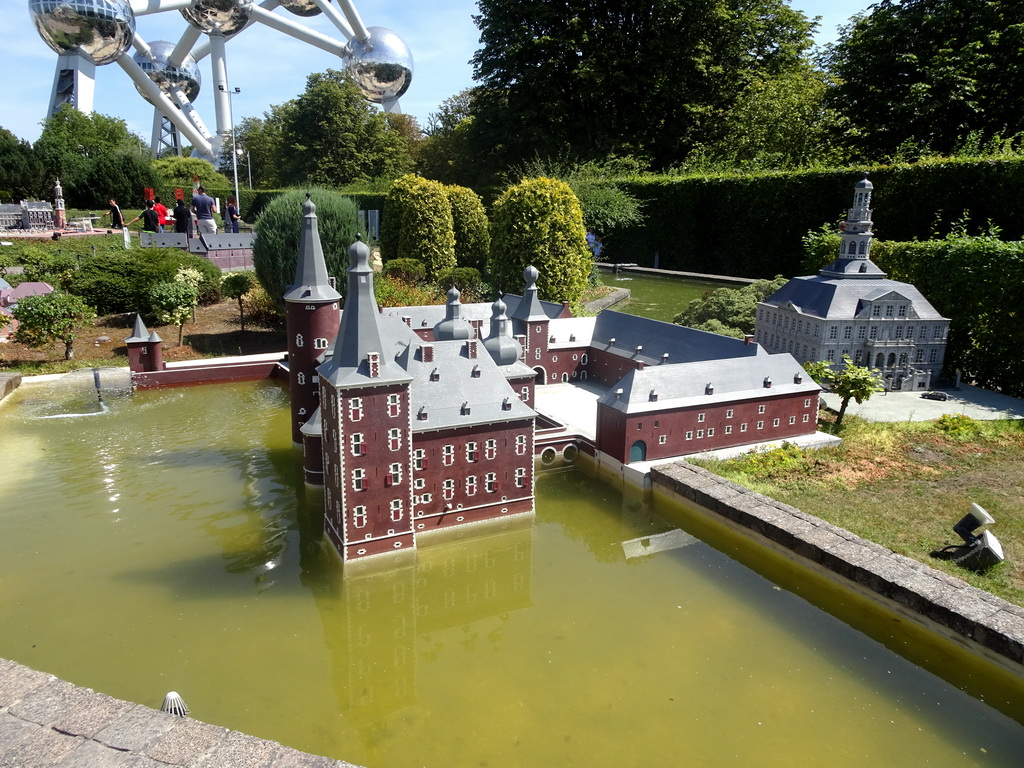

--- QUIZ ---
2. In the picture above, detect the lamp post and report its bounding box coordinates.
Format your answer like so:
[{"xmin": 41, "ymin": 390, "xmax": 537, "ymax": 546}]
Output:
[
  {"xmin": 237, "ymin": 148, "xmax": 252, "ymax": 190},
  {"xmin": 219, "ymin": 84, "xmax": 241, "ymax": 225}
]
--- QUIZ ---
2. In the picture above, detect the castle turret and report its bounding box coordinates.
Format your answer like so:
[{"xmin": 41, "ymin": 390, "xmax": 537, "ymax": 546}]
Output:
[
  {"xmin": 124, "ymin": 313, "xmax": 163, "ymax": 372},
  {"xmin": 820, "ymin": 175, "xmax": 886, "ymax": 278},
  {"xmin": 510, "ymin": 265, "xmax": 550, "ymax": 373},
  {"xmin": 53, "ymin": 178, "xmax": 66, "ymax": 230},
  {"xmin": 433, "ymin": 286, "xmax": 473, "ymax": 341},
  {"xmin": 482, "ymin": 295, "xmax": 522, "ymax": 366},
  {"xmin": 283, "ymin": 194, "xmax": 342, "ymax": 444}
]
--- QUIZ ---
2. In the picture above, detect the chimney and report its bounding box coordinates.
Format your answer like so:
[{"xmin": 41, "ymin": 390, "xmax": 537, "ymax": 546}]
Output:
[
  {"xmin": 466, "ymin": 339, "xmax": 478, "ymax": 358},
  {"xmin": 744, "ymin": 334, "xmax": 755, "ymax": 345},
  {"xmin": 420, "ymin": 344, "xmax": 433, "ymax": 362}
]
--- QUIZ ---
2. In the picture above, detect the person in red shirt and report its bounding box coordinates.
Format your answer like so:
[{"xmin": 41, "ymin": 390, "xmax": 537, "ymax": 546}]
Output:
[{"xmin": 153, "ymin": 196, "xmax": 169, "ymax": 232}]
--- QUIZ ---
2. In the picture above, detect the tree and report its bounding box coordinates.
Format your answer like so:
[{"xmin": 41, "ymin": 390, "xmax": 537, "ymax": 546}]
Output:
[
  {"xmin": 445, "ymin": 185, "xmax": 490, "ymax": 272},
  {"xmin": 11, "ymin": 291, "xmax": 96, "ymax": 360},
  {"xmin": 235, "ymin": 111, "xmax": 289, "ymax": 189},
  {"xmin": 381, "ymin": 175, "xmax": 456, "ymax": 281},
  {"xmin": 152, "ymin": 156, "xmax": 231, "ymax": 192},
  {"xmin": 489, "ymin": 177, "xmax": 591, "ymax": 304},
  {"xmin": 0, "ymin": 127, "xmax": 43, "ymax": 201},
  {"xmin": 470, "ymin": 0, "xmax": 817, "ymax": 171},
  {"xmin": 149, "ymin": 281, "xmax": 198, "ymax": 346},
  {"xmin": 804, "ymin": 355, "xmax": 884, "ymax": 431},
  {"xmin": 824, "ymin": 0, "xmax": 1024, "ymax": 160},
  {"xmin": 252, "ymin": 187, "xmax": 360, "ymax": 308},
  {"xmin": 222, "ymin": 271, "xmax": 254, "ymax": 332},
  {"xmin": 674, "ymin": 277, "xmax": 788, "ymax": 337},
  {"xmin": 279, "ymin": 69, "xmax": 414, "ymax": 186},
  {"xmin": 418, "ymin": 89, "xmax": 483, "ymax": 185}
]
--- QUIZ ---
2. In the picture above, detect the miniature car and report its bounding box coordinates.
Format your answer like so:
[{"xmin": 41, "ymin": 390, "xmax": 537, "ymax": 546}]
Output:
[{"xmin": 921, "ymin": 390, "xmax": 948, "ymax": 401}]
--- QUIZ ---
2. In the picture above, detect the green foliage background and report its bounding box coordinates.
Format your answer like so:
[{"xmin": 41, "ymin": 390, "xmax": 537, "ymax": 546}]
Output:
[{"xmin": 381, "ymin": 175, "xmax": 456, "ymax": 281}]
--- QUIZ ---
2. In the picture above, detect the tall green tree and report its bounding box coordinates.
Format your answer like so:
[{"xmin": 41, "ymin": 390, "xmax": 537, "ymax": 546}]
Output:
[
  {"xmin": 0, "ymin": 127, "xmax": 43, "ymax": 201},
  {"xmin": 470, "ymin": 0, "xmax": 816, "ymax": 171},
  {"xmin": 151, "ymin": 156, "xmax": 231, "ymax": 192},
  {"xmin": 279, "ymin": 69, "xmax": 414, "ymax": 186},
  {"xmin": 381, "ymin": 175, "xmax": 457, "ymax": 281},
  {"xmin": 824, "ymin": 0, "xmax": 1024, "ymax": 160},
  {"xmin": 235, "ymin": 111, "xmax": 289, "ymax": 189}
]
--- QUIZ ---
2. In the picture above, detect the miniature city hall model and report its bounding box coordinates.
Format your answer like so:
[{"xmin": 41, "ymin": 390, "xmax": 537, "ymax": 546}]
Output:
[
  {"xmin": 756, "ymin": 177, "xmax": 950, "ymax": 391},
  {"xmin": 281, "ymin": 196, "xmax": 821, "ymax": 562}
]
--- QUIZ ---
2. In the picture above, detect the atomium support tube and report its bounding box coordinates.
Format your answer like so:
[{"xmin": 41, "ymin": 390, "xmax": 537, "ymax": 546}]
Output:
[
  {"xmin": 168, "ymin": 24, "xmax": 201, "ymax": 67},
  {"xmin": 209, "ymin": 34, "xmax": 232, "ymax": 137},
  {"xmin": 333, "ymin": 0, "xmax": 369, "ymax": 42},
  {"xmin": 130, "ymin": 0, "xmax": 193, "ymax": 16},
  {"xmin": 116, "ymin": 54, "xmax": 213, "ymax": 156},
  {"xmin": 312, "ymin": 0, "xmax": 355, "ymax": 41},
  {"xmin": 171, "ymin": 89, "xmax": 214, "ymax": 141},
  {"xmin": 132, "ymin": 33, "xmax": 155, "ymax": 61},
  {"xmin": 246, "ymin": 4, "xmax": 348, "ymax": 57}
]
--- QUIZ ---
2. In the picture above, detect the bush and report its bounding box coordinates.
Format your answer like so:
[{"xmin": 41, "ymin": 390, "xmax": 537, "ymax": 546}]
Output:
[
  {"xmin": 489, "ymin": 177, "xmax": 592, "ymax": 304},
  {"xmin": 252, "ymin": 187, "xmax": 359, "ymax": 308},
  {"xmin": 382, "ymin": 258, "xmax": 426, "ymax": 283},
  {"xmin": 381, "ymin": 175, "xmax": 456, "ymax": 281},
  {"xmin": 435, "ymin": 266, "xmax": 485, "ymax": 301},
  {"xmin": 373, "ymin": 275, "xmax": 444, "ymax": 308},
  {"xmin": 446, "ymin": 185, "xmax": 490, "ymax": 271}
]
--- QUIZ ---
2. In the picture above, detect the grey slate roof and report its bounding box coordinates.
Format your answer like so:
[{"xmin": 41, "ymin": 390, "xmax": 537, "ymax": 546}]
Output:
[
  {"xmin": 598, "ymin": 353, "xmax": 818, "ymax": 414},
  {"xmin": 588, "ymin": 310, "xmax": 764, "ymax": 366},
  {"xmin": 379, "ymin": 292, "xmax": 565, "ymax": 328},
  {"xmin": 763, "ymin": 276, "xmax": 946, "ymax": 320},
  {"xmin": 283, "ymin": 196, "xmax": 342, "ymax": 304}
]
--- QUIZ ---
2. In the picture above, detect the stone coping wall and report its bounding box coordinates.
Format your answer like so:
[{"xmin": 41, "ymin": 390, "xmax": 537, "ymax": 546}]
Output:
[
  {"xmin": 0, "ymin": 658, "xmax": 360, "ymax": 768},
  {"xmin": 651, "ymin": 461, "xmax": 1024, "ymax": 670}
]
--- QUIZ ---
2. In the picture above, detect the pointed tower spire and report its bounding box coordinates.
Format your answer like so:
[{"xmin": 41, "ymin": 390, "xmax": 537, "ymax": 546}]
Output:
[
  {"xmin": 434, "ymin": 285, "xmax": 472, "ymax": 340},
  {"xmin": 819, "ymin": 176, "xmax": 886, "ymax": 279},
  {"xmin": 511, "ymin": 265, "xmax": 547, "ymax": 322},
  {"xmin": 482, "ymin": 293, "xmax": 522, "ymax": 366},
  {"xmin": 283, "ymin": 194, "xmax": 342, "ymax": 303}
]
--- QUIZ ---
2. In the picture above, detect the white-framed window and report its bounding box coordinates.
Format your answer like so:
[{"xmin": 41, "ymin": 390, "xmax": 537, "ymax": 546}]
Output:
[
  {"xmin": 295, "ymin": 333, "xmax": 304, "ymax": 348},
  {"xmin": 535, "ymin": 348, "xmax": 541, "ymax": 360},
  {"xmin": 658, "ymin": 435, "xmax": 667, "ymax": 445},
  {"xmin": 313, "ymin": 337, "xmax": 328, "ymax": 349},
  {"xmin": 696, "ymin": 429, "xmax": 704, "ymax": 439},
  {"xmin": 581, "ymin": 353, "xmax": 588, "ymax": 365},
  {"xmin": 414, "ymin": 448, "xmax": 426, "ymax": 470},
  {"xmin": 388, "ymin": 428, "xmax": 402, "ymax": 451},
  {"xmin": 802, "ymin": 414, "xmax": 810, "ymax": 423},
  {"xmin": 387, "ymin": 393, "xmax": 401, "ymax": 417},
  {"xmin": 707, "ymin": 427, "xmax": 715, "ymax": 437},
  {"xmin": 466, "ymin": 475, "xmax": 477, "ymax": 496},
  {"xmin": 872, "ymin": 305, "xmax": 881, "ymax": 317},
  {"xmin": 829, "ymin": 326, "xmax": 838, "ymax": 339},
  {"xmin": 773, "ymin": 418, "xmax": 781, "ymax": 427},
  {"xmin": 442, "ymin": 479, "xmax": 455, "ymax": 500},
  {"xmin": 804, "ymin": 398, "xmax": 812, "ymax": 408},
  {"xmin": 898, "ymin": 305, "xmax": 907, "ymax": 317},
  {"xmin": 353, "ymin": 506, "xmax": 367, "ymax": 528},
  {"xmin": 827, "ymin": 350, "xmax": 836, "ymax": 362},
  {"xmin": 390, "ymin": 499, "xmax": 403, "ymax": 522},
  {"xmin": 420, "ymin": 492, "xmax": 432, "ymax": 504},
  {"xmin": 725, "ymin": 425, "xmax": 733, "ymax": 435},
  {"xmin": 515, "ymin": 467, "xmax": 526, "ymax": 487},
  {"xmin": 885, "ymin": 305, "xmax": 894, "ymax": 317},
  {"xmin": 740, "ymin": 423, "xmax": 748, "ymax": 432},
  {"xmin": 789, "ymin": 416, "xmax": 796, "ymax": 425},
  {"xmin": 388, "ymin": 463, "xmax": 402, "ymax": 486},
  {"xmin": 725, "ymin": 409, "xmax": 733, "ymax": 418},
  {"xmin": 929, "ymin": 349, "xmax": 939, "ymax": 362},
  {"xmin": 466, "ymin": 441, "xmax": 479, "ymax": 462},
  {"xmin": 757, "ymin": 420, "xmax": 764, "ymax": 430},
  {"xmin": 515, "ymin": 435, "xmax": 527, "ymax": 456},
  {"xmin": 685, "ymin": 431, "xmax": 693, "ymax": 440},
  {"xmin": 414, "ymin": 477, "xmax": 426, "ymax": 490},
  {"xmin": 350, "ymin": 432, "xmax": 364, "ymax": 456},
  {"xmin": 521, "ymin": 387, "xmax": 529, "ymax": 402},
  {"xmin": 348, "ymin": 397, "xmax": 363, "ymax": 422},
  {"xmin": 915, "ymin": 349, "xmax": 925, "ymax": 363},
  {"xmin": 858, "ymin": 326, "xmax": 867, "ymax": 339},
  {"xmin": 485, "ymin": 439, "xmax": 497, "ymax": 460},
  {"xmin": 297, "ymin": 371, "xmax": 305, "ymax": 385},
  {"xmin": 697, "ymin": 413, "xmax": 705, "ymax": 423},
  {"xmin": 758, "ymin": 405, "xmax": 766, "ymax": 414},
  {"xmin": 934, "ymin": 326, "xmax": 943, "ymax": 339},
  {"xmin": 485, "ymin": 472, "xmax": 497, "ymax": 493},
  {"xmin": 442, "ymin": 444, "xmax": 455, "ymax": 466},
  {"xmin": 352, "ymin": 468, "xmax": 365, "ymax": 491}
]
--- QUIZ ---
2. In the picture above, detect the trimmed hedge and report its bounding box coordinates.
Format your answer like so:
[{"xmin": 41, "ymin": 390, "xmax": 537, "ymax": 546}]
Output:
[
  {"xmin": 381, "ymin": 175, "xmax": 456, "ymax": 281},
  {"xmin": 608, "ymin": 158, "xmax": 1024, "ymax": 278}
]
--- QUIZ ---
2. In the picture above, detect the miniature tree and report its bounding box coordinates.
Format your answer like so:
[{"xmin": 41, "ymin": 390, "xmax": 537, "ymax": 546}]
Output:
[
  {"xmin": 381, "ymin": 174, "xmax": 456, "ymax": 281},
  {"xmin": 222, "ymin": 271, "xmax": 254, "ymax": 332},
  {"xmin": 445, "ymin": 184, "xmax": 490, "ymax": 272},
  {"xmin": 804, "ymin": 354, "xmax": 884, "ymax": 431},
  {"xmin": 149, "ymin": 281, "xmax": 198, "ymax": 346},
  {"xmin": 11, "ymin": 291, "xmax": 96, "ymax": 361},
  {"xmin": 489, "ymin": 177, "xmax": 591, "ymax": 304}
]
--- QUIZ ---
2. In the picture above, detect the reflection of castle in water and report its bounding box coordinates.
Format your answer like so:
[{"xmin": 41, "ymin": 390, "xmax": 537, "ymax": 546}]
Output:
[{"xmin": 314, "ymin": 517, "xmax": 534, "ymax": 737}]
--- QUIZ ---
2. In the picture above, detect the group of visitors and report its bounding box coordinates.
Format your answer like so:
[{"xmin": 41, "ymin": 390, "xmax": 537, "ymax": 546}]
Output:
[{"xmin": 104, "ymin": 188, "xmax": 241, "ymax": 235}]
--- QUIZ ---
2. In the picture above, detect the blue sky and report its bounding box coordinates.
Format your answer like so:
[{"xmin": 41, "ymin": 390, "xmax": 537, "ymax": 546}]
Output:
[{"xmin": 2, "ymin": 0, "xmax": 868, "ymax": 147}]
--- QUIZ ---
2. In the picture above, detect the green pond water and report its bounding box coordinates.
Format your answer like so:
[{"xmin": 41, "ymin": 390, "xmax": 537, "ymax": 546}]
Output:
[
  {"xmin": 2, "ymin": 376, "xmax": 1024, "ymax": 766},
  {"xmin": 599, "ymin": 270, "xmax": 740, "ymax": 323}
]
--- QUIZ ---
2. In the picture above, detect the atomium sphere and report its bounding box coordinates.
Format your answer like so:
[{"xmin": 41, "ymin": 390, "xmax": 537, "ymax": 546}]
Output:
[
  {"xmin": 29, "ymin": 0, "xmax": 136, "ymax": 66},
  {"xmin": 346, "ymin": 27, "xmax": 413, "ymax": 103},
  {"xmin": 279, "ymin": 0, "xmax": 324, "ymax": 17},
  {"xmin": 133, "ymin": 41, "xmax": 201, "ymax": 104},
  {"xmin": 180, "ymin": 0, "xmax": 252, "ymax": 37}
]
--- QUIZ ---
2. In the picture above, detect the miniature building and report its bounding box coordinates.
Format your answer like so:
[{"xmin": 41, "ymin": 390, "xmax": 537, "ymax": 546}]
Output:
[
  {"xmin": 755, "ymin": 177, "xmax": 950, "ymax": 391},
  {"xmin": 0, "ymin": 201, "xmax": 54, "ymax": 231}
]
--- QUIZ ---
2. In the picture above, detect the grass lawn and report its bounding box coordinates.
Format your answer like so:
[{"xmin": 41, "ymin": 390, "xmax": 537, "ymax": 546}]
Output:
[{"xmin": 691, "ymin": 411, "xmax": 1024, "ymax": 607}]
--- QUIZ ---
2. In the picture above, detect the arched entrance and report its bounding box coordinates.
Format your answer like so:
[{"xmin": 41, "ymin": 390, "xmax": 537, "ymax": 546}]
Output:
[
  {"xmin": 629, "ymin": 440, "xmax": 647, "ymax": 462},
  {"xmin": 534, "ymin": 366, "xmax": 547, "ymax": 384}
]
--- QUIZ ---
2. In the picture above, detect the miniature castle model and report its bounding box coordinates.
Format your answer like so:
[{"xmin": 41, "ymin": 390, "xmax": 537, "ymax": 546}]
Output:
[{"xmin": 755, "ymin": 177, "xmax": 949, "ymax": 391}]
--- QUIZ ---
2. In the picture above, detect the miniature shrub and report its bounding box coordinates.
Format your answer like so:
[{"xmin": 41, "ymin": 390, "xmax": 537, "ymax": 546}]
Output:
[
  {"xmin": 446, "ymin": 185, "xmax": 490, "ymax": 271},
  {"xmin": 435, "ymin": 266, "xmax": 485, "ymax": 301},
  {"xmin": 489, "ymin": 177, "xmax": 591, "ymax": 304},
  {"xmin": 936, "ymin": 413, "xmax": 982, "ymax": 440},
  {"xmin": 382, "ymin": 258, "xmax": 426, "ymax": 283},
  {"xmin": 380, "ymin": 175, "xmax": 456, "ymax": 281},
  {"xmin": 373, "ymin": 275, "xmax": 444, "ymax": 308},
  {"xmin": 253, "ymin": 187, "xmax": 360, "ymax": 308}
]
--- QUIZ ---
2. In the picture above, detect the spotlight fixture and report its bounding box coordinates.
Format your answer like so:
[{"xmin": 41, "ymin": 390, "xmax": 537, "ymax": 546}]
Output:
[
  {"xmin": 953, "ymin": 503, "xmax": 995, "ymax": 546},
  {"xmin": 955, "ymin": 530, "xmax": 1005, "ymax": 570}
]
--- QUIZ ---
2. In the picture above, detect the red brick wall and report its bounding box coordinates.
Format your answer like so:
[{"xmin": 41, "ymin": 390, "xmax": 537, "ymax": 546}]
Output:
[{"xmin": 285, "ymin": 300, "xmax": 340, "ymax": 443}]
